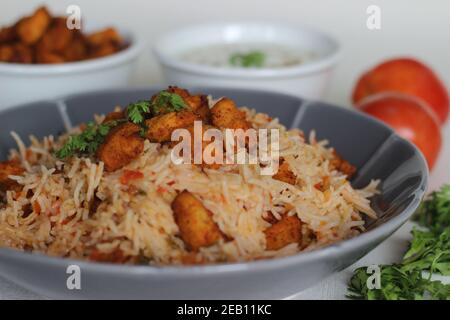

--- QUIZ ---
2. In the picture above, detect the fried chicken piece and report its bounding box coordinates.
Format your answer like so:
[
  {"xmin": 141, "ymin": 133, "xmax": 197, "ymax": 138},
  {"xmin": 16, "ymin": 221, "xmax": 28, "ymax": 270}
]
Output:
[
  {"xmin": 175, "ymin": 124, "xmax": 222, "ymax": 169},
  {"xmin": 145, "ymin": 110, "xmax": 200, "ymax": 143},
  {"xmin": 272, "ymin": 158, "xmax": 297, "ymax": 185},
  {"xmin": 264, "ymin": 215, "xmax": 302, "ymax": 250},
  {"xmin": 16, "ymin": 7, "xmax": 51, "ymax": 45},
  {"xmin": 102, "ymin": 110, "xmax": 125, "ymax": 124},
  {"xmin": 186, "ymin": 94, "xmax": 211, "ymax": 123},
  {"xmin": 35, "ymin": 51, "xmax": 64, "ymax": 64},
  {"xmin": 37, "ymin": 17, "xmax": 74, "ymax": 53},
  {"xmin": 151, "ymin": 87, "xmax": 211, "ymax": 123},
  {"xmin": 89, "ymin": 248, "xmax": 130, "ymax": 263},
  {"xmin": 86, "ymin": 27, "xmax": 122, "ymax": 47},
  {"xmin": 0, "ymin": 26, "xmax": 17, "ymax": 43},
  {"xmin": 0, "ymin": 160, "xmax": 24, "ymax": 194},
  {"xmin": 62, "ymin": 33, "xmax": 88, "ymax": 62},
  {"xmin": 210, "ymin": 98, "xmax": 251, "ymax": 130},
  {"xmin": 0, "ymin": 45, "xmax": 14, "ymax": 62},
  {"xmin": 329, "ymin": 151, "xmax": 357, "ymax": 178},
  {"xmin": 88, "ymin": 43, "xmax": 118, "ymax": 59},
  {"xmin": 1, "ymin": 43, "xmax": 34, "ymax": 64},
  {"xmin": 172, "ymin": 191, "xmax": 222, "ymax": 251},
  {"xmin": 96, "ymin": 123, "xmax": 144, "ymax": 172}
]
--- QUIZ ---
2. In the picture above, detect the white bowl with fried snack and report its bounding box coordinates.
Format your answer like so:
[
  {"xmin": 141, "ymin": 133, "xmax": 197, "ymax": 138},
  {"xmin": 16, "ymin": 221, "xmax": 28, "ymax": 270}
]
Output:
[{"xmin": 0, "ymin": 27, "xmax": 142, "ymax": 109}]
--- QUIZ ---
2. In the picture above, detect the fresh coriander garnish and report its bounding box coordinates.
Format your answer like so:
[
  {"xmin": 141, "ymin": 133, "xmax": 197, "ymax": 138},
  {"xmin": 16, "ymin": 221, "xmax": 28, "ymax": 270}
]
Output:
[
  {"xmin": 230, "ymin": 51, "xmax": 265, "ymax": 68},
  {"xmin": 125, "ymin": 92, "xmax": 186, "ymax": 126},
  {"xmin": 414, "ymin": 184, "xmax": 450, "ymax": 234},
  {"xmin": 402, "ymin": 227, "xmax": 450, "ymax": 276},
  {"xmin": 347, "ymin": 265, "xmax": 449, "ymax": 300},
  {"xmin": 151, "ymin": 91, "xmax": 186, "ymax": 114},
  {"xmin": 126, "ymin": 100, "xmax": 151, "ymax": 125},
  {"xmin": 56, "ymin": 121, "xmax": 116, "ymax": 159},
  {"xmin": 346, "ymin": 184, "xmax": 450, "ymax": 300}
]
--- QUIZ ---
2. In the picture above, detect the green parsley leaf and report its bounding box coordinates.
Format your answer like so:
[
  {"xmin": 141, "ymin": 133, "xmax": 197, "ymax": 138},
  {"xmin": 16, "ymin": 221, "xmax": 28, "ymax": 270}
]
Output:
[
  {"xmin": 414, "ymin": 184, "xmax": 450, "ymax": 234},
  {"xmin": 347, "ymin": 184, "xmax": 450, "ymax": 300},
  {"xmin": 230, "ymin": 51, "xmax": 266, "ymax": 68},
  {"xmin": 55, "ymin": 121, "xmax": 116, "ymax": 159},
  {"xmin": 402, "ymin": 227, "xmax": 450, "ymax": 276},
  {"xmin": 151, "ymin": 91, "xmax": 186, "ymax": 114},
  {"xmin": 126, "ymin": 100, "xmax": 151, "ymax": 124},
  {"xmin": 347, "ymin": 265, "xmax": 450, "ymax": 300}
]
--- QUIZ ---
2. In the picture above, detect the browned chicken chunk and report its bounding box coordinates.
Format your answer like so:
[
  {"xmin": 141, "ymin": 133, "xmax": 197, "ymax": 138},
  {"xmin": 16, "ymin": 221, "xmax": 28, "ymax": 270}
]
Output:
[
  {"xmin": 0, "ymin": 26, "xmax": 17, "ymax": 43},
  {"xmin": 171, "ymin": 190, "xmax": 222, "ymax": 251},
  {"xmin": 102, "ymin": 110, "xmax": 125, "ymax": 124},
  {"xmin": 179, "ymin": 124, "xmax": 223, "ymax": 169},
  {"xmin": 0, "ymin": 160, "xmax": 24, "ymax": 194},
  {"xmin": 96, "ymin": 123, "xmax": 144, "ymax": 172},
  {"xmin": 145, "ymin": 111, "xmax": 200, "ymax": 143},
  {"xmin": 329, "ymin": 151, "xmax": 357, "ymax": 178},
  {"xmin": 264, "ymin": 215, "xmax": 302, "ymax": 250},
  {"xmin": 16, "ymin": 7, "xmax": 51, "ymax": 45},
  {"xmin": 211, "ymin": 98, "xmax": 251, "ymax": 130},
  {"xmin": 86, "ymin": 27, "xmax": 122, "ymax": 48},
  {"xmin": 185, "ymin": 94, "xmax": 211, "ymax": 123},
  {"xmin": 272, "ymin": 158, "xmax": 297, "ymax": 185}
]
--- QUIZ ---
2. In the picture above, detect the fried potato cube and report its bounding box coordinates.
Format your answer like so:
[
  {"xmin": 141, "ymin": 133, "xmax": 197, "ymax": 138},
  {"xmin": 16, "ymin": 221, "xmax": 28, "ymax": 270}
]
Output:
[
  {"xmin": 264, "ymin": 215, "xmax": 302, "ymax": 250},
  {"xmin": 272, "ymin": 158, "xmax": 296, "ymax": 185},
  {"xmin": 172, "ymin": 191, "xmax": 222, "ymax": 251},
  {"xmin": 145, "ymin": 111, "xmax": 200, "ymax": 143},
  {"xmin": 329, "ymin": 151, "xmax": 357, "ymax": 178},
  {"xmin": 86, "ymin": 27, "xmax": 122, "ymax": 47},
  {"xmin": 211, "ymin": 98, "xmax": 251, "ymax": 130},
  {"xmin": 96, "ymin": 123, "xmax": 144, "ymax": 172},
  {"xmin": 16, "ymin": 7, "xmax": 51, "ymax": 45},
  {"xmin": 0, "ymin": 160, "xmax": 24, "ymax": 193}
]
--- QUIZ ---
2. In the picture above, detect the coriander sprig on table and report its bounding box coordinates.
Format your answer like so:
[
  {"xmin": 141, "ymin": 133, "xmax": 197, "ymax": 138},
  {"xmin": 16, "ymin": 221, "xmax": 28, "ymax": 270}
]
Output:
[
  {"xmin": 347, "ymin": 184, "xmax": 450, "ymax": 300},
  {"xmin": 55, "ymin": 91, "xmax": 187, "ymax": 159}
]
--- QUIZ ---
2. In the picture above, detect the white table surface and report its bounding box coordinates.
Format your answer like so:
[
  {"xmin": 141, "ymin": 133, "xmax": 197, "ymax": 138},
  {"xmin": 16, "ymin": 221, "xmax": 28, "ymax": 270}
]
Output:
[{"xmin": 1, "ymin": 124, "xmax": 448, "ymax": 300}]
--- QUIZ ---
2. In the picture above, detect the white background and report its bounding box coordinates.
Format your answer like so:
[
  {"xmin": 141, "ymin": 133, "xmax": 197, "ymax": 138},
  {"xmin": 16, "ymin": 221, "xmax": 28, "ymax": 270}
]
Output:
[{"xmin": 0, "ymin": 0, "xmax": 449, "ymax": 299}]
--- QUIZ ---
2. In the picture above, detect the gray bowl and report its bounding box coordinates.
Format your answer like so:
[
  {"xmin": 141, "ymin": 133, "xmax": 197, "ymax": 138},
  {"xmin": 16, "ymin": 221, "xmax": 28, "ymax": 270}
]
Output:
[{"xmin": 0, "ymin": 87, "xmax": 428, "ymax": 299}]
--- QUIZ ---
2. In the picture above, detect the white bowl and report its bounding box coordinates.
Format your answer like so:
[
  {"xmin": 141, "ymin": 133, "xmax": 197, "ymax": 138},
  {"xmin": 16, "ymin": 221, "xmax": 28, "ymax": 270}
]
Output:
[
  {"xmin": 0, "ymin": 28, "xmax": 143, "ymax": 110},
  {"xmin": 153, "ymin": 22, "xmax": 340, "ymax": 99}
]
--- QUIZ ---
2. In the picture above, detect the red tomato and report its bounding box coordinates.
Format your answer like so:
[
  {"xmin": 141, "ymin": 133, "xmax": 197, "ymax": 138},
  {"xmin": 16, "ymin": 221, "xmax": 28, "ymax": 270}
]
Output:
[
  {"xmin": 352, "ymin": 58, "xmax": 449, "ymax": 125},
  {"xmin": 120, "ymin": 170, "xmax": 144, "ymax": 185},
  {"xmin": 357, "ymin": 93, "xmax": 442, "ymax": 170}
]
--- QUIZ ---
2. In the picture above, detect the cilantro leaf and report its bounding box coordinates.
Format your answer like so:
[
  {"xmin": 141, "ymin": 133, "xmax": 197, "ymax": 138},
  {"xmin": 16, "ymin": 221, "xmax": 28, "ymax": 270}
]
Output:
[
  {"xmin": 126, "ymin": 100, "xmax": 151, "ymax": 124},
  {"xmin": 347, "ymin": 184, "xmax": 450, "ymax": 300},
  {"xmin": 55, "ymin": 121, "xmax": 116, "ymax": 159},
  {"xmin": 151, "ymin": 91, "xmax": 186, "ymax": 114},
  {"xmin": 402, "ymin": 227, "xmax": 450, "ymax": 276},
  {"xmin": 347, "ymin": 265, "xmax": 450, "ymax": 300},
  {"xmin": 414, "ymin": 184, "xmax": 450, "ymax": 234},
  {"xmin": 230, "ymin": 51, "xmax": 266, "ymax": 68}
]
